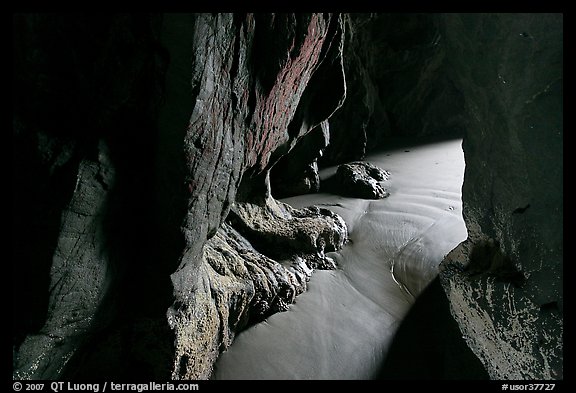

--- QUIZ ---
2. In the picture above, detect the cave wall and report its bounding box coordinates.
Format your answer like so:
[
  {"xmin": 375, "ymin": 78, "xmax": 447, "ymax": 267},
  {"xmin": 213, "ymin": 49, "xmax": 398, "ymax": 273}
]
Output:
[
  {"xmin": 320, "ymin": 14, "xmax": 390, "ymax": 164},
  {"xmin": 272, "ymin": 13, "xmax": 467, "ymax": 198},
  {"xmin": 323, "ymin": 13, "xmax": 465, "ymax": 166},
  {"xmin": 165, "ymin": 13, "xmax": 347, "ymax": 379},
  {"xmin": 13, "ymin": 12, "xmax": 562, "ymax": 381},
  {"xmin": 272, "ymin": 13, "xmax": 563, "ymax": 380},
  {"xmin": 13, "ymin": 13, "xmax": 171, "ymax": 379},
  {"xmin": 13, "ymin": 13, "xmax": 347, "ymax": 380},
  {"xmin": 439, "ymin": 13, "xmax": 563, "ymax": 379}
]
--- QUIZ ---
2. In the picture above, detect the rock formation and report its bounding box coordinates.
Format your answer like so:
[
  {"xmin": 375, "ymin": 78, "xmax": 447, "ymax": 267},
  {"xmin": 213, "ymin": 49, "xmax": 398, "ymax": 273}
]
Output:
[
  {"xmin": 438, "ymin": 13, "xmax": 563, "ymax": 379},
  {"xmin": 166, "ymin": 13, "xmax": 348, "ymax": 379},
  {"xmin": 322, "ymin": 14, "xmax": 391, "ymax": 165},
  {"xmin": 13, "ymin": 13, "xmax": 171, "ymax": 379},
  {"xmin": 314, "ymin": 13, "xmax": 563, "ymax": 378},
  {"xmin": 328, "ymin": 161, "xmax": 390, "ymax": 199},
  {"xmin": 13, "ymin": 13, "xmax": 349, "ymax": 380},
  {"xmin": 12, "ymin": 12, "xmax": 562, "ymax": 381}
]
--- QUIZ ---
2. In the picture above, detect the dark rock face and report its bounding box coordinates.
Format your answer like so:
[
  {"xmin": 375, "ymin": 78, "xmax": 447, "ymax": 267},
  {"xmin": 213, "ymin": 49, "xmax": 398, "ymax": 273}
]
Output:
[
  {"xmin": 13, "ymin": 13, "xmax": 170, "ymax": 379},
  {"xmin": 13, "ymin": 13, "xmax": 348, "ymax": 380},
  {"xmin": 322, "ymin": 14, "xmax": 391, "ymax": 164},
  {"xmin": 369, "ymin": 14, "xmax": 465, "ymax": 138},
  {"xmin": 323, "ymin": 161, "xmax": 390, "ymax": 199},
  {"xmin": 15, "ymin": 145, "xmax": 116, "ymax": 379},
  {"xmin": 438, "ymin": 13, "xmax": 563, "ymax": 379},
  {"xmin": 271, "ymin": 13, "xmax": 462, "ymax": 198},
  {"xmin": 323, "ymin": 14, "xmax": 465, "ymax": 166},
  {"xmin": 270, "ymin": 120, "xmax": 330, "ymax": 198}
]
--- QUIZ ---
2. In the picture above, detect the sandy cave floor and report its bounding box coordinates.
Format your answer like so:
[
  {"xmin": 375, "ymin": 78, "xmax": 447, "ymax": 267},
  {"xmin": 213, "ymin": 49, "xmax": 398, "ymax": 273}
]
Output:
[{"xmin": 212, "ymin": 137, "xmax": 467, "ymax": 380}]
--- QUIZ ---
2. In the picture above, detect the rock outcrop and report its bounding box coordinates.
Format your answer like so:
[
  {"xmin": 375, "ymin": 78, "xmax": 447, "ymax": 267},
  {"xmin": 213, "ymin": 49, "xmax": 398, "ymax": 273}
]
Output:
[
  {"xmin": 320, "ymin": 161, "xmax": 390, "ymax": 199},
  {"xmin": 168, "ymin": 197, "xmax": 348, "ymax": 378},
  {"xmin": 438, "ymin": 13, "xmax": 563, "ymax": 379}
]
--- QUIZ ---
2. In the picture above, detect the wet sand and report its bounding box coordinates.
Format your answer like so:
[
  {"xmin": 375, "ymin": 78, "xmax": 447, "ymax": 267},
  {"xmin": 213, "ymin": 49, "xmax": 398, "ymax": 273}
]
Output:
[{"xmin": 212, "ymin": 137, "xmax": 467, "ymax": 380}]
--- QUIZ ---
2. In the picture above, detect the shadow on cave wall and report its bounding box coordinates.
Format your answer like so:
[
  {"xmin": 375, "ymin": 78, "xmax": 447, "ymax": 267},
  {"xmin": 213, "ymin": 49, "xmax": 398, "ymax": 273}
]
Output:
[{"xmin": 13, "ymin": 13, "xmax": 185, "ymax": 379}]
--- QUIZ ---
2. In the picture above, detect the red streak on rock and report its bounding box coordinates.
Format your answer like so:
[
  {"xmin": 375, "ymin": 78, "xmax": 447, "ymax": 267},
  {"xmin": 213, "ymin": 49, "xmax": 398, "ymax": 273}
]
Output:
[{"xmin": 248, "ymin": 14, "xmax": 332, "ymax": 172}]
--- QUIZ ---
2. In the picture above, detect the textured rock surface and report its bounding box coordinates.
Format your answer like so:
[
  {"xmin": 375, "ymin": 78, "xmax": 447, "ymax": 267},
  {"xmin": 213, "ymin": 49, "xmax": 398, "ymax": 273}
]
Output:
[
  {"xmin": 323, "ymin": 14, "xmax": 390, "ymax": 165},
  {"xmin": 168, "ymin": 198, "xmax": 348, "ymax": 379},
  {"xmin": 13, "ymin": 13, "xmax": 348, "ymax": 380},
  {"xmin": 168, "ymin": 222, "xmax": 314, "ymax": 380},
  {"xmin": 229, "ymin": 198, "xmax": 347, "ymax": 270},
  {"xmin": 163, "ymin": 13, "xmax": 347, "ymax": 379},
  {"xmin": 438, "ymin": 13, "xmax": 563, "ymax": 379},
  {"xmin": 13, "ymin": 14, "xmax": 169, "ymax": 379},
  {"xmin": 14, "ymin": 145, "xmax": 115, "ymax": 379},
  {"xmin": 323, "ymin": 161, "xmax": 390, "ymax": 199},
  {"xmin": 370, "ymin": 14, "xmax": 465, "ymax": 138}
]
